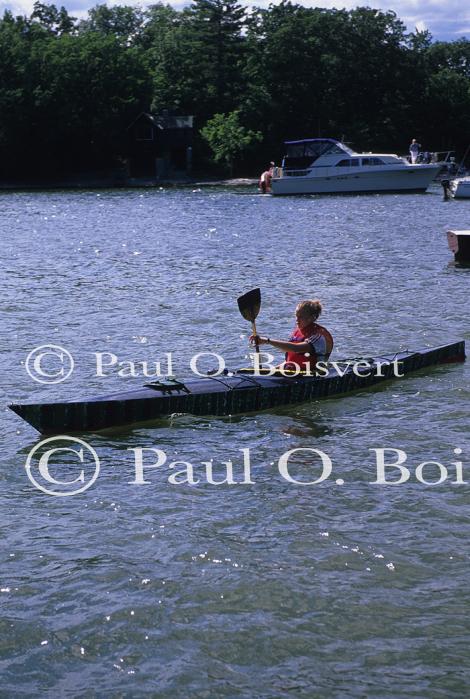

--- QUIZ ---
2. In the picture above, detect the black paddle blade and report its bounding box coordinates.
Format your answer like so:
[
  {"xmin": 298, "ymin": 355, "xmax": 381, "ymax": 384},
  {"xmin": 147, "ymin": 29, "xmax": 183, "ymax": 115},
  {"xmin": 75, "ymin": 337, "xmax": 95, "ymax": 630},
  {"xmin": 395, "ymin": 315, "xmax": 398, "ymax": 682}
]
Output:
[{"xmin": 237, "ymin": 288, "xmax": 261, "ymax": 322}]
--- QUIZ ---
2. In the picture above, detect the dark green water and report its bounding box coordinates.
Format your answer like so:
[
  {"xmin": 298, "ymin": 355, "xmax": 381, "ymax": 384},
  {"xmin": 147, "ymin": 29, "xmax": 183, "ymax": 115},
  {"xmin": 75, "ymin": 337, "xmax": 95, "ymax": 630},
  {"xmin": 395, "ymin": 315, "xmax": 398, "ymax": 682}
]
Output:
[{"xmin": 1, "ymin": 185, "xmax": 469, "ymax": 697}]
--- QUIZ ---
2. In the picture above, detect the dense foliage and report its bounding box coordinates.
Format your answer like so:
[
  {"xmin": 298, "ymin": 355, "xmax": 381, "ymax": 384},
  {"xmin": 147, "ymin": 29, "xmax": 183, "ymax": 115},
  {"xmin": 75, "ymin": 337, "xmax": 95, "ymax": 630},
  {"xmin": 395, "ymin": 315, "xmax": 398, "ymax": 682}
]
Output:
[
  {"xmin": 201, "ymin": 111, "xmax": 262, "ymax": 173},
  {"xmin": 1, "ymin": 0, "xmax": 469, "ymax": 177}
]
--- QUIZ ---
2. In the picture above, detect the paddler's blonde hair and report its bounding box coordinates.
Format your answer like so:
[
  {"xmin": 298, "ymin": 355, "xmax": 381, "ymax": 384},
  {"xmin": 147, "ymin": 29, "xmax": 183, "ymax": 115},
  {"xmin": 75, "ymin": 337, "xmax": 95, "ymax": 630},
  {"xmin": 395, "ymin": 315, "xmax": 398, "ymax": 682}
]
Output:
[{"xmin": 296, "ymin": 299, "xmax": 322, "ymax": 321}]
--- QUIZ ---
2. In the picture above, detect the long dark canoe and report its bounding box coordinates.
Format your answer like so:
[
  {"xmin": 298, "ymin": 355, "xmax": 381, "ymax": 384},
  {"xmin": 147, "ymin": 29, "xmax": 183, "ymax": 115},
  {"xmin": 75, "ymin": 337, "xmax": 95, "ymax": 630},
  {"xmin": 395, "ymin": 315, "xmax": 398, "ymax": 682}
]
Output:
[{"xmin": 9, "ymin": 341, "xmax": 465, "ymax": 434}]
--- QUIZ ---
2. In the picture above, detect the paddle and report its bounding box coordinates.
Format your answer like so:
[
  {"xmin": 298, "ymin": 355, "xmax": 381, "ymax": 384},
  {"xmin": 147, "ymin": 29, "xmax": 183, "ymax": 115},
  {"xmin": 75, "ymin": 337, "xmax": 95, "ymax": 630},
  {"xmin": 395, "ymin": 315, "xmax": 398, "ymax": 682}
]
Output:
[{"xmin": 237, "ymin": 287, "xmax": 261, "ymax": 353}]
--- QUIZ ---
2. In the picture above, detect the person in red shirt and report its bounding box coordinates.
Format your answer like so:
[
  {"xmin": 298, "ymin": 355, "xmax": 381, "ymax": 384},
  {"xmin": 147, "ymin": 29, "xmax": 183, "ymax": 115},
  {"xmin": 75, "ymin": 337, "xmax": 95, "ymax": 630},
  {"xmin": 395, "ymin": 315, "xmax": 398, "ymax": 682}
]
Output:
[{"xmin": 249, "ymin": 299, "xmax": 333, "ymax": 371}]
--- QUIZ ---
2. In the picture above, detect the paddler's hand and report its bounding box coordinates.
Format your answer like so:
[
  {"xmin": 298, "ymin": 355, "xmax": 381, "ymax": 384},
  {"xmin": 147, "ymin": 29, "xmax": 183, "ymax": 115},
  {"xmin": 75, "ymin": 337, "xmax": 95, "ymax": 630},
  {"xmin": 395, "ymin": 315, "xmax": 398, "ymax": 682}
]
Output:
[{"xmin": 249, "ymin": 334, "xmax": 270, "ymax": 345}]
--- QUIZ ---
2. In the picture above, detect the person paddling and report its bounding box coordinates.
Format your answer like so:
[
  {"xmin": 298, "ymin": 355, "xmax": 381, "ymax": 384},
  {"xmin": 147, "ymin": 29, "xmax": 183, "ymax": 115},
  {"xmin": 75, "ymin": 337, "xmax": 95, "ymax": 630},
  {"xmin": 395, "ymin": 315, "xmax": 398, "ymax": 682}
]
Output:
[{"xmin": 249, "ymin": 299, "xmax": 333, "ymax": 371}]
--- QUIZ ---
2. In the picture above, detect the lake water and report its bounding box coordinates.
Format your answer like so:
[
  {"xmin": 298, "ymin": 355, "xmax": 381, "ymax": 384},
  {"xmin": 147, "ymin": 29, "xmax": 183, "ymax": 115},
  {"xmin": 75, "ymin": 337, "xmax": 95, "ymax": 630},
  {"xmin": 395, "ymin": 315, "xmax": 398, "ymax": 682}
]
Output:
[{"xmin": 1, "ymin": 184, "xmax": 469, "ymax": 697}]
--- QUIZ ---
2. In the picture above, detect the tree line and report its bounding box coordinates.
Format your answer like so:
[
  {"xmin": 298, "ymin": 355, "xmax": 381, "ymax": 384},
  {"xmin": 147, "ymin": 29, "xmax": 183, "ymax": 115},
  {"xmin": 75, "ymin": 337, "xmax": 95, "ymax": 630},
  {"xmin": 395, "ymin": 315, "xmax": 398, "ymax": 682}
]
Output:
[{"xmin": 1, "ymin": 0, "xmax": 470, "ymax": 178}]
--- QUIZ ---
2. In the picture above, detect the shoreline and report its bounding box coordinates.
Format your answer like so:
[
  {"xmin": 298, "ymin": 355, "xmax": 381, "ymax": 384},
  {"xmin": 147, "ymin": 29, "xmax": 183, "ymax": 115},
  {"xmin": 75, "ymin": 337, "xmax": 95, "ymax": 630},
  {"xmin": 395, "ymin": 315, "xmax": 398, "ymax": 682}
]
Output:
[{"xmin": 0, "ymin": 176, "xmax": 258, "ymax": 192}]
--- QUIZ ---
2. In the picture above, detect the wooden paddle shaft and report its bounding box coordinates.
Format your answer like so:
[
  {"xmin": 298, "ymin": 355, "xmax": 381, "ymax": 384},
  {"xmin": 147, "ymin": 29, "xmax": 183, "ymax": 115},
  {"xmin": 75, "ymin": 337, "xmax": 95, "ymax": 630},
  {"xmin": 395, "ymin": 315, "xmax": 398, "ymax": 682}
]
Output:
[{"xmin": 252, "ymin": 320, "xmax": 260, "ymax": 353}]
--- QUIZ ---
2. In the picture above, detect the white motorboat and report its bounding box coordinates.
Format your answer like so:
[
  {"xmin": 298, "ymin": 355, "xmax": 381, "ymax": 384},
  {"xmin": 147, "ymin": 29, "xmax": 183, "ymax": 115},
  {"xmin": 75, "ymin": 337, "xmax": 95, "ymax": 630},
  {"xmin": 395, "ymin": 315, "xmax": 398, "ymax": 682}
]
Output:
[
  {"xmin": 271, "ymin": 138, "xmax": 441, "ymax": 195},
  {"xmin": 449, "ymin": 177, "xmax": 470, "ymax": 199}
]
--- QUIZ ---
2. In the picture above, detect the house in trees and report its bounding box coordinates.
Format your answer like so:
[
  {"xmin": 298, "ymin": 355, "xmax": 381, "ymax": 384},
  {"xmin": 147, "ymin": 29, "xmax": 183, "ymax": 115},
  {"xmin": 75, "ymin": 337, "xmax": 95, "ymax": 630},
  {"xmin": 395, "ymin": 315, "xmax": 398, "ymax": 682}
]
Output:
[{"xmin": 122, "ymin": 111, "xmax": 194, "ymax": 179}]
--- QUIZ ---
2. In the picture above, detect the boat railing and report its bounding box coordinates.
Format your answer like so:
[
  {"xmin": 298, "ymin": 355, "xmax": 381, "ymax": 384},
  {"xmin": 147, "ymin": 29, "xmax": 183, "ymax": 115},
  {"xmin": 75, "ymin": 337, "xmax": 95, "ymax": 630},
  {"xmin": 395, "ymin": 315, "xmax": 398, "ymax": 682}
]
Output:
[
  {"xmin": 404, "ymin": 150, "xmax": 455, "ymax": 164},
  {"xmin": 429, "ymin": 150, "xmax": 455, "ymax": 164}
]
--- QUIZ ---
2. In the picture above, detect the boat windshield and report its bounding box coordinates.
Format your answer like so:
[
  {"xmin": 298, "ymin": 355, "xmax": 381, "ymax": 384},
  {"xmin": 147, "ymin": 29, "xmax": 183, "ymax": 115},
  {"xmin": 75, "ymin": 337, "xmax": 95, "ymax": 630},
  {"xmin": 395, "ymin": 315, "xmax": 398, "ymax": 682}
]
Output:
[{"xmin": 282, "ymin": 139, "xmax": 352, "ymax": 170}]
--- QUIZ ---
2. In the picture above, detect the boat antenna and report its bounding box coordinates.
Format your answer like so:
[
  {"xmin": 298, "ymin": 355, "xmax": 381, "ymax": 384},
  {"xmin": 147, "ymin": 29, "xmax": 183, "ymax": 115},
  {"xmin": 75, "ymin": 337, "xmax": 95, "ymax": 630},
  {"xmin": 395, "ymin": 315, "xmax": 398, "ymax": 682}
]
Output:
[{"xmin": 457, "ymin": 144, "xmax": 470, "ymax": 174}]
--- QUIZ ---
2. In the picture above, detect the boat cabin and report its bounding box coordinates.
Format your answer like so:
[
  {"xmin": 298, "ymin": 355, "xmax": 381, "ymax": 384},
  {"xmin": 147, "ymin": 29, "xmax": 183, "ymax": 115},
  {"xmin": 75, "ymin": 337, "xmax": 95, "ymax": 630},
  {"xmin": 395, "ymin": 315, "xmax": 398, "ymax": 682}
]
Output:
[
  {"xmin": 281, "ymin": 139, "xmax": 353, "ymax": 171},
  {"xmin": 280, "ymin": 138, "xmax": 407, "ymax": 174}
]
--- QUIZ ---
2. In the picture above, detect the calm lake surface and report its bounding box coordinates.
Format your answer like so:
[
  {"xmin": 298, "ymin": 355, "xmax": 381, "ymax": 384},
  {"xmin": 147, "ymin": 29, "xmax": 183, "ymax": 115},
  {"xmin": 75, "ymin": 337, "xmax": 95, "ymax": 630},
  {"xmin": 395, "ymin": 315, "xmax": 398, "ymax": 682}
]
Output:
[{"xmin": 1, "ymin": 184, "xmax": 469, "ymax": 697}]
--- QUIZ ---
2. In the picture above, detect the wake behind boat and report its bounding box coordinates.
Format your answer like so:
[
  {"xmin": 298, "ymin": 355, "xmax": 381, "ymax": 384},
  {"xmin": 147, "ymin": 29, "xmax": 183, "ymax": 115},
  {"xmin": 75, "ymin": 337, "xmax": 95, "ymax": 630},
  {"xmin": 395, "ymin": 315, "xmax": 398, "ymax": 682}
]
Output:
[
  {"xmin": 9, "ymin": 342, "xmax": 465, "ymax": 434},
  {"xmin": 271, "ymin": 138, "xmax": 441, "ymax": 195}
]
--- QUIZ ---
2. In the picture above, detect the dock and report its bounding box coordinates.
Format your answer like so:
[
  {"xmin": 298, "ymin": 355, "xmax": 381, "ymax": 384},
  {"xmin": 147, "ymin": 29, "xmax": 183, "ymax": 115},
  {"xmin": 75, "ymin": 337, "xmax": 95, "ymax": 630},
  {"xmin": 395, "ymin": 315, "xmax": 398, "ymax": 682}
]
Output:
[{"xmin": 447, "ymin": 230, "xmax": 470, "ymax": 264}]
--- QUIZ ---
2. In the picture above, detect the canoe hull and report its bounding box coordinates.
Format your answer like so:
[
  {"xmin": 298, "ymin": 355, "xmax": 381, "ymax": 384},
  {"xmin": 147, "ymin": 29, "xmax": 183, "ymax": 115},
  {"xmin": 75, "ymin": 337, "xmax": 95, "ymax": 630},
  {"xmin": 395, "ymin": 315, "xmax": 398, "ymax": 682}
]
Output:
[{"xmin": 9, "ymin": 342, "xmax": 466, "ymax": 434}]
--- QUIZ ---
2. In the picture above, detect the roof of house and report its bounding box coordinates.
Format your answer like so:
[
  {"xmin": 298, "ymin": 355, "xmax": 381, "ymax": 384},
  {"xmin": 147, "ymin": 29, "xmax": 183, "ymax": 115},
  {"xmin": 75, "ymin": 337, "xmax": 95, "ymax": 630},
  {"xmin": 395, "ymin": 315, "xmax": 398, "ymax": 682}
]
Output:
[{"xmin": 127, "ymin": 112, "xmax": 194, "ymax": 131}]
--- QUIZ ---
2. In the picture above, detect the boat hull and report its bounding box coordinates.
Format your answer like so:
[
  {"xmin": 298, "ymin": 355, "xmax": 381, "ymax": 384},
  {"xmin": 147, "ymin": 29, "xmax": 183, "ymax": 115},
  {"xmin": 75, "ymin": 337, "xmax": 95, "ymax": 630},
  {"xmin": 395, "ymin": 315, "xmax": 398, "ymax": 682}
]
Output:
[
  {"xmin": 271, "ymin": 165, "xmax": 441, "ymax": 195},
  {"xmin": 9, "ymin": 342, "xmax": 465, "ymax": 434},
  {"xmin": 450, "ymin": 178, "xmax": 470, "ymax": 198}
]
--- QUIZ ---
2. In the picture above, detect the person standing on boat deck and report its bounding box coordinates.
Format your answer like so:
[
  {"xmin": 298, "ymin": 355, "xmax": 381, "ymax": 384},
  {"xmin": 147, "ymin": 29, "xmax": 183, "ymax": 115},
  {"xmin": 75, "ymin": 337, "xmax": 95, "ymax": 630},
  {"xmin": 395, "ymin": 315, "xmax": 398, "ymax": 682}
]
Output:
[
  {"xmin": 249, "ymin": 299, "xmax": 334, "ymax": 371},
  {"xmin": 409, "ymin": 139, "xmax": 421, "ymax": 164}
]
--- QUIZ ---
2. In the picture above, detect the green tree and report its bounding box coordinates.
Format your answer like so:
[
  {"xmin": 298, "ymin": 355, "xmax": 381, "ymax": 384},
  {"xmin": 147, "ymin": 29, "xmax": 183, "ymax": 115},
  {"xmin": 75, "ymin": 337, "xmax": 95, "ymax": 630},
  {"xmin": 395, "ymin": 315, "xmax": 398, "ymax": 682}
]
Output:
[
  {"xmin": 201, "ymin": 111, "xmax": 261, "ymax": 174},
  {"xmin": 245, "ymin": 3, "xmax": 419, "ymax": 153},
  {"xmin": 0, "ymin": 12, "xmax": 33, "ymax": 173},
  {"xmin": 413, "ymin": 39, "xmax": 470, "ymax": 152},
  {"xmin": 144, "ymin": 0, "xmax": 247, "ymax": 121},
  {"xmin": 2, "ymin": 1, "xmax": 470, "ymax": 178},
  {"xmin": 139, "ymin": 3, "xmax": 187, "ymax": 113},
  {"xmin": 79, "ymin": 4, "xmax": 145, "ymax": 45},
  {"xmin": 30, "ymin": 32, "xmax": 152, "ymax": 170},
  {"xmin": 187, "ymin": 0, "xmax": 246, "ymax": 116},
  {"xmin": 244, "ymin": 3, "xmax": 331, "ymax": 146},
  {"xmin": 31, "ymin": 1, "xmax": 76, "ymax": 35}
]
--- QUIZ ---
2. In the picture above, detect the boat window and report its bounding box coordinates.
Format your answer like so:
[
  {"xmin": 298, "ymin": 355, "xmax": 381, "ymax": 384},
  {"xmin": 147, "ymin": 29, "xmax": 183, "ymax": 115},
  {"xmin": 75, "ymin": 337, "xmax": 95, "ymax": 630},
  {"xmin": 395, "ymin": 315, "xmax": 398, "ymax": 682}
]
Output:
[
  {"xmin": 304, "ymin": 144, "xmax": 320, "ymax": 156},
  {"xmin": 362, "ymin": 157, "xmax": 385, "ymax": 166},
  {"xmin": 287, "ymin": 140, "xmax": 346, "ymax": 159},
  {"xmin": 283, "ymin": 140, "xmax": 353, "ymax": 171},
  {"xmin": 336, "ymin": 159, "xmax": 360, "ymax": 167},
  {"xmin": 288, "ymin": 145, "xmax": 305, "ymax": 158}
]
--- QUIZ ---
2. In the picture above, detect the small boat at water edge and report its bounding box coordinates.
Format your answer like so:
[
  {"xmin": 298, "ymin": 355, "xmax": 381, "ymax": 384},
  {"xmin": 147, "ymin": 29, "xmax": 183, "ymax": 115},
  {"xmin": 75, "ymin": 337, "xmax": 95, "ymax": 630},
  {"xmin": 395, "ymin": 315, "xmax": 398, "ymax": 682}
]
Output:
[
  {"xmin": 449, "ymin": 177, "xmax": 470, "ymax": 198},
  {"xmin": 9, "ymin": 342, "xmax": 465, "ymax": 434},
  {"xmin": 271, "ymin": 138, "xmax": 441, "ymax": 195}
]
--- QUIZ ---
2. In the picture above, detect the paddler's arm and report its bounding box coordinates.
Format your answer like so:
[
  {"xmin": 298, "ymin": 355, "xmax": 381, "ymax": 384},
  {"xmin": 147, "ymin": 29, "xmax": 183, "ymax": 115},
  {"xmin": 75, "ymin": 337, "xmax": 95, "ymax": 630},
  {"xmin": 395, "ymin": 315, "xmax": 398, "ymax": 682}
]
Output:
[{"xmin": 249, "ymin": 335, "xmax": 311, "ymax": 353}]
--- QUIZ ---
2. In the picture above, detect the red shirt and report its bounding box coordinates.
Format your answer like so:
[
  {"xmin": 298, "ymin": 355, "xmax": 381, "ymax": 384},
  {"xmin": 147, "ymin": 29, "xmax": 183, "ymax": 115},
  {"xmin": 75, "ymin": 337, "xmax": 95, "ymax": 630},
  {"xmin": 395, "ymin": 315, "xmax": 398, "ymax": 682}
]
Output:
[{"xmin": 285, "ymin": 322, "xmax": 334, "ymax": 369}]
